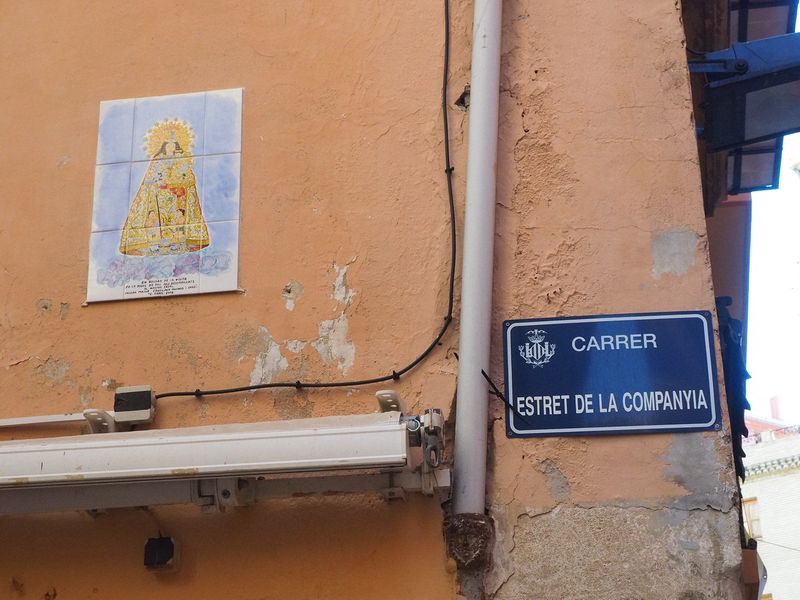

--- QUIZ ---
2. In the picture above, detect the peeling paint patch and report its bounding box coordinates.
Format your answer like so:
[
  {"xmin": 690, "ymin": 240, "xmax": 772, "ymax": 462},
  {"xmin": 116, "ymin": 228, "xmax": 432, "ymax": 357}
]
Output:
[
  {"xmin": 249, "ymin": 326, "xmax": 289, "ymax": 387},
  {"xmin": 312, "ymin": 314, "xmax": 355, "ymax": 374},
  {"xmin": 486, "ymin": 510, "xmax": 516, "ymax": 596},
  {"xmin": 166, "ymin": 339, "xmax": 209, "ymax": 373},
  {"xmin": 197, "ymin": 399, "xmax": 210, "ymax": 422},
  {"xmin": 286, "ymin": 340, "xmax": 307, "ymax": 353},
  {"xmin": 78, "ymin": 386, "xmax": 92, "ymax": 408},
  {"xmin": 540, "ymin": 458, "xmax": 571, "ymax": 503},
  {"xmin": 228, "ymin": 325, "xmax": 260, "ymax": 363},
  {"xmin": 496, "ymin": 506, "xmax": 742, "ymax": 599},
  {"xmin": 172, "ymin": 468, "xmax": 200, "ymax": 476},
  {"xmin": 282, "ymin": 280, "xmax": 304, "ymax": 311},
  {"xmin": 332, "ymin": 260, "xmax": 356, "ymax": 305},
  {"xmin": 37, "ymin": 298, "xmax": 52, "ymax": 313},
  {"xmin": 662, "ymin": 434, "xmax": 734, "ymax": 512},
  {"xmin": 274, "ymin": 392, "xmax": 313, "ymax": 419},
  {"xmin": 59, "ymin": 302, "xmax": 70, "ymax": 320},
  {"xmin": 651, "ymin": 228, "xmax": 698, "ymax": 279},
  {"xmin": 36, "ymin": 357, "xmax": 69, "ymax": 384},
  {"xmin": 101, "ymin": 378, "xmax": 119, "ymax": 390}
]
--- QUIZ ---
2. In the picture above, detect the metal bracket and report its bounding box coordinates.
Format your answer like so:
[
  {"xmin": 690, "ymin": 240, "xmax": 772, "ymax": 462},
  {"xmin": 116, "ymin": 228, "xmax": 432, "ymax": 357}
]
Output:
[
  {"xmin": 375, "ymin": 390, "xmax": 402, "ymax": 413},
  {"xmin": 400, "ymin": 408, "xmax": 445, "ymax": 494},
  {"xmin": 0, "ymin": 389, "xmax": 155, "ymax": 433},
  {"xmin": 0, "ymin": 412, "xmax": 90, "ymax": 429},
  {"xmin": 421, "ymin": 408, "xmax": 444, "ymax": 467},
  {"xmin": 192, "ymin": 479, "xmax": 218, "ymax": 512},
  {"xmin": 192, "ymin": 478, "xmax": 257, "ymax": 512},
  {"xmin": 688, "ymin": 58, "xmax": 749, "ymax": 75},
  {"xmin": 382, "ymin": 487, "xmax": 406, "ymax": 501},
  {"xmin": 215, "ymin": 477, "xmax": 256, "ymax": 509},
  {"xmin": 402, "ymin": 416, "xmax": 422, "ymax": 447},
  {"xmin": 420, "ymin": 408, "xmax": 445, "ymax": 495},
  {"xmin": 83, "ymin": 409, "xmax": 117, "ymax": 433}
]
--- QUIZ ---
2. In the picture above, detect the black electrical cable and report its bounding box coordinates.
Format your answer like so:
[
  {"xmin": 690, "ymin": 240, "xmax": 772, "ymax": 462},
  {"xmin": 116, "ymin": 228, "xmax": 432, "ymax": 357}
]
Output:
[
  {"xmin": 155, "ymin": 0, "xmax": 457, "ymax": 402},
  {"xmin": 480, "ymin": 369, "xmax": 507, "ymax": 406},
  {"xmin": 452, "ymin": 351, "xmax": 522, "ymax": 419}
]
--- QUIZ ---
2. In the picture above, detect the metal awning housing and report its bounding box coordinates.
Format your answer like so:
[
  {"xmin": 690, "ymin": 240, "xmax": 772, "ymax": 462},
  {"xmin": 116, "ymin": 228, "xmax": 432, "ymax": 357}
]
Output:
[
  {"xmin": 0, "ymin": 408, "xmax": 450, "ymax": 515},
  {"xmin": 0, "ymin": 412, "xmax": 407, "ymax": 488}
]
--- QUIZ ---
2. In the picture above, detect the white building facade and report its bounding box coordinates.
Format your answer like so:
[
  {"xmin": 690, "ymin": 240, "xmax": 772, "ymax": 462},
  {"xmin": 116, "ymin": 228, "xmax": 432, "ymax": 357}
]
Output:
[{"xmin": 742, "ymin": 433, "xmax": 800, "ymax": 599}]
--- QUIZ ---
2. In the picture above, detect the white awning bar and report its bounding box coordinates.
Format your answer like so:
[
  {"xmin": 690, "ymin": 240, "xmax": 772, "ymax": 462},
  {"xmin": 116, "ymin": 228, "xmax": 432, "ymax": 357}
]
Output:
[{"xmin": 0, "ymin": 412, "xmax": 408, "ymax": 488}]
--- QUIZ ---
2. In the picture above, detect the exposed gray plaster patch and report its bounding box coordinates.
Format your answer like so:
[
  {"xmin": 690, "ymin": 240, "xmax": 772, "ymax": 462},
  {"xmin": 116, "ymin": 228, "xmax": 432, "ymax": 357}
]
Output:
[
  {"xmin": 249, "ymin": 326, "xmax": 289, "ymax": 388},
  {"xmin": 282, "ymin": 280, "xmax": 304, "ymax": 311},
  {"xmin": 273, "ymin": 392, "xmax": 314, "ymax": 420},
  {"xmin": 286, "ymin": 340, "xmax": 307, "ymax": 353},
  {"xmin": 37, "ymin": 298, "xmax": 52, "ymax": 313},
  {"xmin": 494, "ymin": 505, "xmax": 743, "ymax": 600},
  {"xmin": 36, "ymin": 357, "xmax": 69, "ymax": 384},
  {"xmin": 486, "ymin": 509, "xmax": 516, "ymax": 596},
  {"xmin": 197, "ymin": 398, "xmax": 210, "ymax": 421},
  {"xmin": 332, "ymin": 259, "xmax": 356, "ymax": 305},
  {"xmin": 101, "ymin": 378, "xmax": 119, "ymax": 390},
  {"xmin": 651, "ymin": 228, "xmax": 698, "ymax": 278},
  {"xmin": 227, "ymin": 326, "xmax": 261, "ymax": 363},
  {"xmin": 541, "ymin": 458, "xmax": 571, "ymax": 503},
  {"xmin": 662, "ymin": 434, "xmax": 734, "ymax": 512},
  {"xmin": 78, "ymin": 386, "xmax": 92, "ymax": 408},
  {"xmin": 312, "ymin": 314, "xmax": 355, "ymax": 374}
]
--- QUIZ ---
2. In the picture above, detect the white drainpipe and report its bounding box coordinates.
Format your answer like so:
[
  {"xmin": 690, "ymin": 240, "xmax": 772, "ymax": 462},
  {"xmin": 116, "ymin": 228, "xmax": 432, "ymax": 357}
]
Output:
[{"xmin": 453, "ymin": 0, "xmax": 503, "ymax": 516}]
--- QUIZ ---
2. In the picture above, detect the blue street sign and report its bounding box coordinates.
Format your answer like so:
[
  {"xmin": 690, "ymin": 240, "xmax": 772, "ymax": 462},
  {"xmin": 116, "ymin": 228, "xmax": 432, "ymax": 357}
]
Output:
[{"xmin": 503, "ymin": 311, "xmax": 721, "ymax": 437}]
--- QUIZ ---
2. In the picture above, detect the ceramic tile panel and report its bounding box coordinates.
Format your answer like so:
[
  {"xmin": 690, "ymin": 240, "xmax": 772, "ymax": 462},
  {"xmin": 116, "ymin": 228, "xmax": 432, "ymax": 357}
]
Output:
[
  {"xmin": 201, "ymin": 153, "xmax": 240, "ymax": 222},
  {"xmin": 198, "ymin": 220, "xmax": 239, "ymax": 294},
  {"xmin": 128, "ymin": 156, "xmax": 205, "ymax": 227},
  {"xmin": 92, "ymin": 162, "xmax": 132, "ymax": 232},
  {"xmin": 87, "ymin": 229, "xmax": 127, "ymax": 302},
  {"xmin": 88, "ymin": 88, "xmax": 242, "ymax": 302},
  {"xmin": 96, "ymin": 98, "xmax": 135, "ymax": 165},
  {"xmin": 131, "ymin": 91, "xmax": 206, "ymax": 162},
  {"xmin": 204, "ymin": 88, "xmax": 243, "ymax": 155}
]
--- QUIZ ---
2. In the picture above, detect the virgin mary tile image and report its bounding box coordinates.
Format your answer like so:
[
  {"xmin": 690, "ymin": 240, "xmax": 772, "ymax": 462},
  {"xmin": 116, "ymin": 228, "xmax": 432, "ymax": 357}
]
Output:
[
  {"xmin": 87, "ymin": 89, "xmax": 242, "ymax": 302},
  {"xmin": 120, "ymin": 119, "xmax": 209, "ymax": 257}
]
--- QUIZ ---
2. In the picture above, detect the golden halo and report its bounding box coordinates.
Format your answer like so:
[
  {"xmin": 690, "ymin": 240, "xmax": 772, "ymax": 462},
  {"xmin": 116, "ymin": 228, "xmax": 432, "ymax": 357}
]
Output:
[{"xmin": 143, "ymin": 118, "xmax": 195, "ymax": 157}]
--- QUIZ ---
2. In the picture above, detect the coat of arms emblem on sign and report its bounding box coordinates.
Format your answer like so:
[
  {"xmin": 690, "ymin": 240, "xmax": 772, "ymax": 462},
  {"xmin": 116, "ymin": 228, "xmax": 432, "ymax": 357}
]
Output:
[{"xmin": 518, "ymin": 329, "xmax": 556, "ymax": 367}]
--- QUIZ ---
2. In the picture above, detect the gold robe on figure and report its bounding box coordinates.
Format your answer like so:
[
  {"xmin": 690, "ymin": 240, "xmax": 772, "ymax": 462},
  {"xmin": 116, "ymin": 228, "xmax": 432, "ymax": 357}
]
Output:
[{"xmin": 120, "ymin": 156, "xmax": 210, "ymax": 256}]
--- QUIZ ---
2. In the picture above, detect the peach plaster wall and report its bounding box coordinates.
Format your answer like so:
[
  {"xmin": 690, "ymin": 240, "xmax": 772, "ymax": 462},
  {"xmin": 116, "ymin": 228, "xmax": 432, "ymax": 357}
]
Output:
[{"xmin": 0, "ymin": 1, "xmax": 742, "ymax": 599}]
